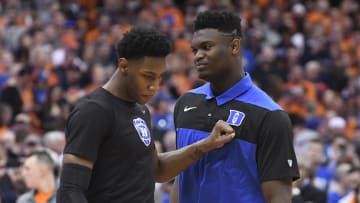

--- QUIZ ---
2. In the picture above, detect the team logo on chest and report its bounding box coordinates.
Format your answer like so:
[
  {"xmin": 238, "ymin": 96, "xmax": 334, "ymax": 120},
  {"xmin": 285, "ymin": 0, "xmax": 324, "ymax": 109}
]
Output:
[
  {"xmin": 226, "ymin": 110, "xmax": 245, "ymax": 126},
  {"xmin": 133, "ymin": 118, "xmax": 151, "ymax": 147}
]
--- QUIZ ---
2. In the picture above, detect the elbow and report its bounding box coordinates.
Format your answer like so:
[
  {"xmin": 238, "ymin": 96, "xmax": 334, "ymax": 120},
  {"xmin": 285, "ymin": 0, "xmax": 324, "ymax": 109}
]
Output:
[
  {"xmin": 154, "ymin": 173, "xmax": 171, "ymax": 183},
  {"xmin": 153, "ymin": 155, "xmax": 174, "ymax": 183},
  {"xmin": 154, "ymin": 166, "xmax": 173, "ymax": 183},
  {"xmin": 153, "ymin": 159, "xmax": 169, "ymax": 183},
  {"xmin": 264, "ymin": 192, "xmax": 292, "ymax": 203},
  {"xmin": 155, "ymin": 177, "xmax": 167, "ymax": 183}
]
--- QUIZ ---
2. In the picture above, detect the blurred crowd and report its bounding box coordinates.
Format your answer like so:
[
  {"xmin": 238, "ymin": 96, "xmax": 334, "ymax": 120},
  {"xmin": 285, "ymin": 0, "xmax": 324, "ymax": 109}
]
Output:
[{"xmin": 0, "ymin": 0, "xmax": 360, "ymax": 202}]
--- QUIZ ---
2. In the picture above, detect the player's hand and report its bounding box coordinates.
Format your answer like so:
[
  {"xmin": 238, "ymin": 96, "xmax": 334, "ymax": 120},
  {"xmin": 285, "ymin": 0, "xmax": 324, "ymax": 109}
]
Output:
[{"xmin": 200, "ymin": 120, "xmax": 235, "ymax": 152}]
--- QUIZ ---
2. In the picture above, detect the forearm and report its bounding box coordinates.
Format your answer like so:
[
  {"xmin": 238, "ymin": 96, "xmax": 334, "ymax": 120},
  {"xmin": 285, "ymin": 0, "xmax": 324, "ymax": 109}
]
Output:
[
  {"xmin": 264, "ymin": 194, "xmax": 292, "ymax": 203},
  {"xmin": 261, "ymin": 179, "xmax": 292, "ymax": 203},
  {"xmin": 56, "ymin": 163, "xmax": 91, "ymax": 203},
  {"xmin": 57, "ymin": 189, "xmax": 88, "ymax": 203},
  {"xmin": 154, "ymin": 120, "xmax": 235, "ymax": 182},
  {"xmin": 154, "ymin": 139, "xmax": 209, "ymax": 182}
]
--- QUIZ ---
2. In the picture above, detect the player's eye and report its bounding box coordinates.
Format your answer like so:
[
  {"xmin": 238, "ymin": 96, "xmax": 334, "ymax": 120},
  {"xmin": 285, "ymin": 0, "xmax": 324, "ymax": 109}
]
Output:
[
  {"xmin": 203, "ymin": 43, "xmax": 212, "ymax": 50},
  {"xmin": 143, "ymin": 74, "xmax": 155, "ymax": 80}
]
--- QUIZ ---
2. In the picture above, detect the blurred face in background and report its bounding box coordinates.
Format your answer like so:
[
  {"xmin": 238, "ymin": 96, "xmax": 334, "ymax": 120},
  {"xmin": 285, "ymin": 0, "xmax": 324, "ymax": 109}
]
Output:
[
  {"xmin": 331, "ymin": 136, "xmax": 348, "ymax": 161},
  {"xmin": 23, "ymin": 136, "xmax": 43, "ymax": 157},
  {"xmin": 346, "ymin": 170, "xmax": 360, "ymax": 190},
  {"xmin": 91, "ymin": 64, "xmax": 107, "ymax": 86},
  {"xmin": 49, "ymin": 86, "xmax": 63, "ymax": 103},
  {"xmin": 0, "ymin": 144, "xmax": 7, "ymax": 169},
  {"xmin": 22, "ymin": 156, "xmax": 42, "ymax": 189},
  {"xmin": 293, "ymin": 160, "xmax": 311, "ymax": 187},
  {"xmin": 306, "ymin": 140, "xmax": 325, "ymax": 166}
]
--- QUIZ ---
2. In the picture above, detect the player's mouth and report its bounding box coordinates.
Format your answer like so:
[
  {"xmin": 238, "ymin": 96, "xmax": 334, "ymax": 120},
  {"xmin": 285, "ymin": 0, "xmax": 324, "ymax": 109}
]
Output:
[
  {"xmin": 195, "ymin": 63, "xmax": 208, "ymax": 70},
  {"xmin": 143, "ymin": 95, "xmax": 154, "ymax": 98}
]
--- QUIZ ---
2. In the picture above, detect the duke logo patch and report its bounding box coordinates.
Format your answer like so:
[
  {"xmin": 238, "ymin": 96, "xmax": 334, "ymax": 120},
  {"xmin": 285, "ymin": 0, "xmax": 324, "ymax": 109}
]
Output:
[
  {"xmin": 226, "ymin": 110, "xmax": 245, "ymax": 126},
  {"xmin": 133, "ymin": 118, "xmax": 151, "ymax": 147}
]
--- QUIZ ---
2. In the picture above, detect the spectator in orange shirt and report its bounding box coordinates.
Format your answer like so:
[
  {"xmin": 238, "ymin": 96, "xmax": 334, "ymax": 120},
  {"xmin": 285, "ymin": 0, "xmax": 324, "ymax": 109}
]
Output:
[{"xmin": 17, "ymin": 151, "xmax": 57, "ymax": 203}]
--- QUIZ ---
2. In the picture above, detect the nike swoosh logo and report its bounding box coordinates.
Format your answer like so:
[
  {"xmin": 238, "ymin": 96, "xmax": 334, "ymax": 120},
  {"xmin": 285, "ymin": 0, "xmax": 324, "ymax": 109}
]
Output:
[
  {"xmin": 184, "ymin": 106, "xmax": 197, "ymax": 112},
  {"xmin": 287, "ymin": 159, "xmax": 293, "ymax": 167}
]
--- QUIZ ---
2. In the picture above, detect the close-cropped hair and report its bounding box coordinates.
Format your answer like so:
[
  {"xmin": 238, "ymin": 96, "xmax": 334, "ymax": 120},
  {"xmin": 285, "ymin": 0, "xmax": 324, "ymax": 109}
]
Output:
[
  {"xmin": 194, "ymin": 10, "xmax": 242, "ymax": 38},
  {"xmin": 116, "ymin": 27, "xmax": 171, "ymax": 60},
  {"xmin": 29, "ymin": 150, "xmax": 58, "ymax": 176}
]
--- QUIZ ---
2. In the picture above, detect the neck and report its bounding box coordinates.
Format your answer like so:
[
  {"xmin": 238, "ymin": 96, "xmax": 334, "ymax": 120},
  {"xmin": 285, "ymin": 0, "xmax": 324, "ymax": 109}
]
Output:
[
  {"xmin": 37, "ymin": 175, "xmax": 55, "ymax": 193},
  {"xmin": 210, "ymin": 69, "xmax": 245, "ymax": 96},
  {"xmin": 102, "ymin": 70, "xmax": 134, "ymax": 103}
]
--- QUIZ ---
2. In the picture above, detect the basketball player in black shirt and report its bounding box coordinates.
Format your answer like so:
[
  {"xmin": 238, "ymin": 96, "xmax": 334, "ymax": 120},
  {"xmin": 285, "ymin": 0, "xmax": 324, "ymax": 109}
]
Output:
[{"xmin": 56, "ymin": 27, "xmax": 235, "ymax": 203}]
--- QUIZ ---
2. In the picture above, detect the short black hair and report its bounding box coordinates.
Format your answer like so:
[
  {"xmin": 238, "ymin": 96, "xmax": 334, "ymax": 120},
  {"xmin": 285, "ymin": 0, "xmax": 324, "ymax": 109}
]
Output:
[
  {"xmin": 116, "ymin": 27, "xmax": 171, "ymax": 60},
  {"xmin": 194, "ymin": 10, "xmax": 242, "ymax": 38}
]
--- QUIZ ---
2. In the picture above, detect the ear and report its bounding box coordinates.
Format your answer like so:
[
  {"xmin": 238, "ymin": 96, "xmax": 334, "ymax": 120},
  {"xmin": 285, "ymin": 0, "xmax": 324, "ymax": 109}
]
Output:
[
  {"xmin": 118, "ymin": 58, "xmax": 128, "ymax": 74},
  {"xmin": 38, "ymin": 164, "xmax": 47, "ymax": 176},
  {"xmin": 231, "ymin": 39, "xmax": 241, "ymax": 55}
]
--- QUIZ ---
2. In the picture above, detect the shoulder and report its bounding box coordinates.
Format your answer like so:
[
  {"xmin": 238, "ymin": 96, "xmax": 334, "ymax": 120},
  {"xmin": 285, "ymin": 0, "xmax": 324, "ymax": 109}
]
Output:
[
  {"xmin": 188, "ymin": 83, "xmax": 210, "ymax": 95},
  {"xmin": 265, "ymin": 110, "xmax": 291, "ymax": 123},
  {"xmin": 177, "ymin": 84, "xmax": 209, "ymax": 104},
  {"xmin": 76, "ymin": 89, "xmax": 113, "ymax": 112},
  {"xmin": 237, "ymin": 85, "xmax": 282, "ymax": 111},
  {"xmin": 70, "ymin": 89, "xmax": 115, "ymax": 119},
  {"xmin": 69, "ymin": 100, "xmax": 112, "ymax": 123},
  {"xmin": 67, "ymin": 94, "xmax": 115, "ymax": 129},
  {"xmin": 174, "ymin": 91, "xmax": 206, "ymax": 115},
  {"xmin": 258, "ymin": 110, "xmax": 292, "ymax": 134}
]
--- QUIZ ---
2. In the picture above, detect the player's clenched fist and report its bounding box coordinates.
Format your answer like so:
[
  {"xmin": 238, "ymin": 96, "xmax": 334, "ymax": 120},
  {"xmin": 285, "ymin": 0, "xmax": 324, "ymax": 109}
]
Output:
[{"xmin": 198, "ymin": 120, "xmax": 235, "ymax": 153}]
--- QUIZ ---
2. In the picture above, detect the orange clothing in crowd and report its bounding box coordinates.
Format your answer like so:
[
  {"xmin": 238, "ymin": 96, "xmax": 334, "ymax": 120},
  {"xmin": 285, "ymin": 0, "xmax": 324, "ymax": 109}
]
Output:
[
  {"xmin": 345, "ymin": 116, "xmax": 357, "ymax": 140},
  {"xmin": 278, "ymin": 100, "xmax": 307, "ymax": 117},
  {"xmin": 31, "ymin": 68, "xmax": 59, "ymax": 87},
  {"xmin": 61, "ymin": 33, "xmax": 79, "ymax": 49},
  {"xmin": 351, "ymin": 196, "xmax": 358, "ymax": 203},
  {"xmin": 0, "ymin": 64, "xmax": 5, "ymax": 74},
  {"xmin": 341, "ymin": 38, "xmax": 352, "ymax": 54},
  {"xmin": 174, "ymin": 38, "xmax": 192, "ymax": 56},
  {"xmin": 79, "ymin": 0, "xmax": 97, "ymax": 11},
  {"xmin": 349, "ymin": 65, "xmax": 360, "ymax": 77},
  {"xmin": 256, "ymin": 0, "xmax": 270, "ymax": 9},
  {"xmin": 314, "ymin": 102, "xmax": 326, "ymax": 118},
  {"xmin": 0, "ymin": 18, "xmax": 6, "ymax": 27},
  {"xmin": 0, "ymin": 126, "xmax": 10, "ymax": 140},
  {"xmin": 158, "ymin": 7, "xmax": 185, "ymax": 31},
  {"xmin": 21, "ymin": 86, "xmax": 35, "ymax": 110},
  {"xmin": 85, "ymin": 84, "xmax": 97, "ymax": 93},
  {"xmin": 172, "ymin": 73, "xmax": 192, "ymax": 95},
  {"xmin": 283, "ymin": 80, "xmax": 317, "ymax": 102},
  {"xmin": 85, "ymin": 29, "xmax": 101, "ymax": 44},
  {"xmin": 256, "ymin": 0, "xmax": 287, "ymax": 11},
  {"xmin": 85, "ymin": 24, "xmax": 132, "ymax": 45},
  {"xmin": 306, "ymin": 12, "xmax": 331, "ymax": 33},
  {"xmin": 29, "ymin": 112, "xmax": 43, "ymax": 135},
  {"xmin": 35, "ymin": 190, "xmax": 54, "ymax": 203}
]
